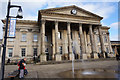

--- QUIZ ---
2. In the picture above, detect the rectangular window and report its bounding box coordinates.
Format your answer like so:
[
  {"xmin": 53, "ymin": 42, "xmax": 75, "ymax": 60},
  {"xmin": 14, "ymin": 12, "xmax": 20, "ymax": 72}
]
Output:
[
  {"xmin": 78, "ymin": 32, "xmax": 80, "ymax": 39},
  {"xmin": 80, "ymin": 46, "xmax": 82, "ymax": 53},
  {"xmin": 45, "ymin": 48, "xmax": 48, "ymax": 54},
  {"xmin": 104, "ymin": 35, "xmax": 107, "ymax": 43},
  {"xmin": 22, "ymin": 34, "xmax": 26, "ymax": 41},
  {"xmin": 59, "ymin": 46, "xmax": 62, "ymax": 54},
  {"xmin": 99, "ymin": 47, "xmax": 101, "ymax": 53},
  {"xmin": 8, "ymin": 48, "xmax": 13, "ymax": 57},
  {"xmin": 112, "ymin": 48, "xmax": 115, "ymax": 54},
  {"xmin": 106, "ymin": 47, "xmax": 109, "ymax": 53},
  {"xmin": 8, "ymin": 38, "xmax": 14, "ymax": 41},
  {"xmin": 58, "ymin": 31, "xmax": 62, "ymax": 39},
  {"xmin": 21, "ymin": 48, "xmax": 26, "ymax": 57},
  {"xmin": 72, "ymin": 46, "xmax": 75, "ymax": 54},
  {"xmin": 33, "ymin": 34, "xmax": 38, "ymax": 41},
  {"xmin": 33, "ymin": 48, "xmax": 37, "ymax": 56},
  {"xmin": 45, "ymin": 35, "xmax": 48, "ymax": 42},
  {"xmin": 97, "ymin": 35, "xmax": 100, "ymax": 43},
  {"xmin": 71, "ymin": 32, "xmax": 73, "ymax": 40}
]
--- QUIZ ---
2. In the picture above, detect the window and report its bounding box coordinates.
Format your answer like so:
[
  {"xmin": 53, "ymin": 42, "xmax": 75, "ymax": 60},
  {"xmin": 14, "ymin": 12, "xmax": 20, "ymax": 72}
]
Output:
[
  {"xmin": 106, "ymin": 47, "xmax": 109, "ymax": 53},
  {"xmin": 8, "ymin": 38, "xmax": 14, "ymax": 41},
  {"xmin": 71, "ymin": 32, "xmax": 73, "ymax": 39},
  {"xmin": 33, "ymin": 34, "xmax": 38, "ymax": 41},
  {"xmin": 22, "ymin": 34, "xmax": 26, "ymax": 41},
  {"xmin": 21, "ymin": 48, "xmax": 26, "ymax": 57},
  {"xmin": 78, "ymin": 32, "xmax": 80, "ymax": 39},
  {"xmin": 59, "ymin": 46, "xmax": 62, "ymax": 54},
  {"xmin": 72, "ymin": 46, "xmax": 75, "ymax": 54},
  {"xmin": 80, "ymin": 46, "xmax": 82, "ymax": 53},
  {"xmin": 58, "ymin": 31, "xmax": 62, "ymax": 39},
  {"xmin": 104, "ymin": 35, "xmax": 107, "ymax": 43},
  {"xmin": 45, "ymin": 48, "xmax": 48, "ymax": 54},
  {"xmin": 45, "ymin": 35, "xmax": 48, "ymax": 42},
  {"xmin": 99, "ymin": 47, "xmax": 101, "ymax": 53},
  {"xmin": 97, "ymin": 35, "xmax": 100, "ymax": 43},
  {"xmin": 33, "ymin": 48, "xmax": 37, "ymax": 56},
  {"xmin": 8, "ymin": 48, "xmax": 13, "ymax": 57},
  {"xmin": 112, "ymin": 48, "xmax": 115, "ymax": 54}
]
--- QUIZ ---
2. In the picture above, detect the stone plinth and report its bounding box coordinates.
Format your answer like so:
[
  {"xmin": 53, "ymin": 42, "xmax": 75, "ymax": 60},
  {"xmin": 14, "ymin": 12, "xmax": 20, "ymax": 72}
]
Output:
[
  {"xmin": 69, "ymin": 53, "xmax": 74, "ymax": 60},
  {"xmin": 55, "ymin": 54, "xmax": 62, "ymax": 61},
  {"xmin": 40, "ymin": 54, "xmax": 46, "ymax": 62},
  {"xmin": 94, "ymin": 53, "xmax": 98, "ymax": 59},
  {"xmin": 87, "ymin": 54, "xmax": 91, "ymax": 59},
  {"xmin": 109, "ymin": 53, "xmax": 115, "ymax": 58},
  {"xmin": 83, "ymin": 54, "xmax": 87, "ymax": 59}
]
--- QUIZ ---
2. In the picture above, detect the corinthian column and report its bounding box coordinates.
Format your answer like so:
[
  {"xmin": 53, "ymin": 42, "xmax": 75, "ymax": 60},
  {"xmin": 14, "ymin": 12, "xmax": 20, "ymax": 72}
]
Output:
[
  {"xmin": 67, "ymin": 22, "xmax": 73, "ymax": 60},
  {"xmin": 79, "ymin": 23, "xmax": 86, "ymax": 59},
  {"xmin": 107, "ymin": 33, "xmax": 113, "ymax": 53},
  {"xmin": 40, "ymin": 19, "xmax": 46, "ymax": 62},
  {"xmin": 55, "ymin": 21, "xmax": 61, "ymax": 61},
  {"xmin": 98, "ymin": 26, "xmax": 105, "ymax": 58},
  {"xmin": 89, "ymin": 24, "xmax": 96, "ymax": 58},
  {"xmin": 107, "ymin": 33, "xmax": 114, "ymax": 57}
]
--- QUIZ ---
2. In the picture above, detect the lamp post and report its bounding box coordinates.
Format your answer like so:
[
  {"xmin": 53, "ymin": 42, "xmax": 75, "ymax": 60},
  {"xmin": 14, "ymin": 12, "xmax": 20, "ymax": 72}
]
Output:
[{"xmin": 1, "ymin": 0, "xmax": 23, "ymax": 80}]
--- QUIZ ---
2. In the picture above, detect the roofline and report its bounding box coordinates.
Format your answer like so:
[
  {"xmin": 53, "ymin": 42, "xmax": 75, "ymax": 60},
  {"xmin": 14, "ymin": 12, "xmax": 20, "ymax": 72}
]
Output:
[
  {"xmin": 39, "ymin": 5, "xmax": 103, "ymax": 19},
  {"xmin": 1, "ymin": 19, "xmax": 37, "ymax": 24},
  {"xmin": 101, "ymin": 26, "xmax": 110, "ymax": 29},
  {"xmin": 111, "ymin": 41, "xmax": 120, "ymax": 42}
]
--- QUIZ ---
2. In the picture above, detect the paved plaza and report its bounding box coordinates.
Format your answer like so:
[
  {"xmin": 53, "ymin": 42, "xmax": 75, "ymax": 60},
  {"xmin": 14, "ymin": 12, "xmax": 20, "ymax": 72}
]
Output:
[{"xmin": 0, "ymin": 59, "xmax": 119, "ymax": 79}]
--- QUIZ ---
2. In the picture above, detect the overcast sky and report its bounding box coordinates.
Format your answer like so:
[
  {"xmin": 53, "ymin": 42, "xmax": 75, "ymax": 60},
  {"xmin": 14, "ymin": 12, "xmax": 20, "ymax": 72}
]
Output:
[{"xmin": 0, "ymin": 0, "xmax": 119, "ymax": 41}]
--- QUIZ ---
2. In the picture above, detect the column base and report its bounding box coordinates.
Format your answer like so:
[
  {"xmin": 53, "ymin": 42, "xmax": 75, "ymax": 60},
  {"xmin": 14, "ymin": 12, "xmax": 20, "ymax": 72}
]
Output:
[
  {"xmin": 62, "ymin": 54, "xmax": 69, "ymax": 60},
  {"xmin": 87, "ymin": 54, "xmax": 91, "ymax": 59},
  {"xmin": 78, "ymin": 54, "xmax": 81, "ymax": 59},
  {"xmin": 83, "ymin": 54, "xmax": 87, "ymax": 59},
  {"xmin": 69, "ymin": 53, "xmax": 74, "ymax": 60},
  {"xmin": 109, "ymin": 53, "xmax": 115, "ymax": 58},
  {"xmin": 94, "ymin": 53, "xmax": 98, "ymax": 59},
  {"xmin": 103, "ymin": 52, "xmax": 106, "ymax": 58},
  {"xmin": 40, "ymin": 54, "xmax": 46, "ymax": 62},
  {"xmin": 55, "ymin": 54, "xmax": 62, "ymax": 61}
]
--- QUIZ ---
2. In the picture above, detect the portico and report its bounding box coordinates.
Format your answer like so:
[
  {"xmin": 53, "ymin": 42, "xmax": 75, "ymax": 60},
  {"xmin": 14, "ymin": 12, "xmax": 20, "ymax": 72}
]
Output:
[{"xmin": 39, "ymin": 19, "xmax": 107, "ymax": 61}]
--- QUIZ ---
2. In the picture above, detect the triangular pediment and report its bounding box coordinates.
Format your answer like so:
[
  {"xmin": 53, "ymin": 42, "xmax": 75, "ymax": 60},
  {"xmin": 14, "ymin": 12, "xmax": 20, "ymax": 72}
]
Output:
[{"xmin": 40, "ymin": 5, "xmax": 103, "ymax": 19}]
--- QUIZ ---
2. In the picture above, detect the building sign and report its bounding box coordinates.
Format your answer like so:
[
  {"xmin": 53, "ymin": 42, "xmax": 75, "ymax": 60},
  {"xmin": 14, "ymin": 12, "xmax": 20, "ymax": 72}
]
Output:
[{"xmin": 9, "ymin": 18, "xmax": 16, "ymax": 37}]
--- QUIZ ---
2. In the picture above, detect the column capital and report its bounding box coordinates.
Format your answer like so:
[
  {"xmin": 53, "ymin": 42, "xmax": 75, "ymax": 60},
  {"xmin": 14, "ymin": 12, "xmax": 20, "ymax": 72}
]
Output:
[
  {"xmin": 79, "ymin": 23, "xmax": 82, "ymax": 26},
  {"xmin": 89, "ymin": 24, "xmax": 92, "ymax": 27},
  {"xmin": 41, "ymin": 19, "xmax": 46, "ymax": 24},
  {"xmin": 67, "ymin": 22, "xmax": 71, "ymax": 25},
  {"xmin": 55, "ymin": 20, "xmax": 58, "ymax": 25}
]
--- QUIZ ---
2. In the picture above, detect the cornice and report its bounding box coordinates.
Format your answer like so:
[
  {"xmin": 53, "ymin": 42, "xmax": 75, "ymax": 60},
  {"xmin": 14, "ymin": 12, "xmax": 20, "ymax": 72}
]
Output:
[
  {"xmin": 41, "ymin": 12, "xmax": 101, "ymax": 21},
  {"xmin": 101, "ymin": 26, "xmax": 110, "ymax": 29},
  {"xmin": 1, "ymin": 19, "xmax": 37, "ymax": 25}
]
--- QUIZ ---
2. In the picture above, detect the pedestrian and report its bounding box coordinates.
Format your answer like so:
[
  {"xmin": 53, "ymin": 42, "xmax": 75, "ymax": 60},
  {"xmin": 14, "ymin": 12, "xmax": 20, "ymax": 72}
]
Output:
[
  {"xmin": 116, "ymin": 54, "xmax": 119, "ymax": 61},
  {"xmin": 17, "ymin": 58, "xmax": 27, "ymax": 79},
  {"xmin": 98, "ymin": 53, "xmax": 100, "ymax": 58},
  {"xmin": 7, "ymin": 58, "xmax": 10, "ymax": 64}
]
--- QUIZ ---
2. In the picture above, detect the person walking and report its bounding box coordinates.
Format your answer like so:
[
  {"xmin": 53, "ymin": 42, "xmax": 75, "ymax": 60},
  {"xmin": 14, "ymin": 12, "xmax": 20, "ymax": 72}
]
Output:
[{"xmin": 17, "ymin": 58, "xmax": 26, "ymax": 79}]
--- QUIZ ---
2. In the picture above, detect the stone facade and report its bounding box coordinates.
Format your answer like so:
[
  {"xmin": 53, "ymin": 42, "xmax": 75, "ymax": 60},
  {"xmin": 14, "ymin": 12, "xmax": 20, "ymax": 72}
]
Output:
[
  {"xmin": 0, "ymin": 39, "xmax": 2, "ymax": 53},
  {"xmin": 111, "ymin": 41, "xmax": 120, "ymax": 56},
  {"xmin": 1, "ymin": 5, "xmax": 114, "ymax": 62},
  {"xmin": 0, "ymin": 39, "xmax": 2, "ymax": 63}
]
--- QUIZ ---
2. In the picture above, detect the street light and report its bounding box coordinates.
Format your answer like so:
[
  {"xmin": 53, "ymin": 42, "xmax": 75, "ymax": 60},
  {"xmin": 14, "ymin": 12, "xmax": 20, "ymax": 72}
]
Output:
[
  {"xmin": 16, "ymin": 7, "xmax": 23, "ymax": 19},
  {"xmin": 1, "ymin": 0, "xmax": 23, "ymax": 80}
]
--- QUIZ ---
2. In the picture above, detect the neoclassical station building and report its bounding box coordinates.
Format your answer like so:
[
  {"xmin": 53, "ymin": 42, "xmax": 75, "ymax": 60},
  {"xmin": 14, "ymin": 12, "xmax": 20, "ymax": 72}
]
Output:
[{"xmin": 1, "ymin": 5, "xmax": 115, "ymax": 62}]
